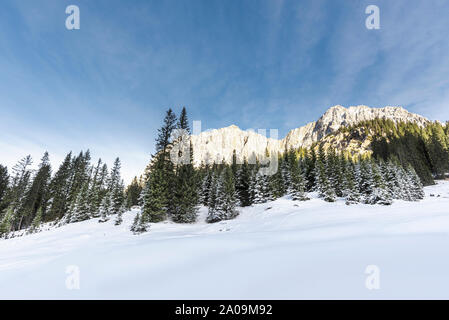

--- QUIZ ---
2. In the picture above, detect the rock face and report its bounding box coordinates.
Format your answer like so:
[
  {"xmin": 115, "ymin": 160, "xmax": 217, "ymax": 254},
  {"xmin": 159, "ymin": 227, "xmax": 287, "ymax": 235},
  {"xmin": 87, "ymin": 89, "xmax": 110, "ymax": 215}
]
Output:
[
  {"xmin": 190, "ymin": 105, "xmax": 429, "ymax": 165},
  {"xmin": 281, "ymin": 105, "xmax": 429, "ymax": 150},
  {"xmin": 190, "ymin": 125, "xmax": 282, "ymax": 166}
]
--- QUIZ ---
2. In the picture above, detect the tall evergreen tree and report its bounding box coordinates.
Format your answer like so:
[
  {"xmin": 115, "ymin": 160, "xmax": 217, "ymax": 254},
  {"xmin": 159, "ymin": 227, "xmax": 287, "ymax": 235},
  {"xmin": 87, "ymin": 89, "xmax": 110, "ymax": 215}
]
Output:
[
  {"xmin": 235, "ymin": 158, "xmax": 252, "ymax": 207},
  {"xmin": 18, "ymin": 152, "xmax": 52, "ymax": 228},
  {"xmin": 125, "ymin": 177, "xmax": 143, "ymax": 209},
  {"xmin": 177, "ymin": 106, "xmax": 190, "ymax": 134},
  {"xmin": 47, "ymin": 152, "xmax": 73, "ymax": 221},
  {"xmin": 70, "ymin": 183, "xmax": 91, "ymax": 223},
  {"xmin": 206, "ymin": 170, "xmax": 219, "ymax": 219},
  {"xmin": 290, "ymin": 159, "xmax": 309, "ymax": 201},
  {"xmin": 207, "ymin": 166, "xmax": 239, "ymax": 223},
  {"xmin": 0, "ymin": 165, "xmax": 9, "ymax": 213},
  {"xmin": 171, "ymin": 142, "xmax": 199, "ymax": 223}
]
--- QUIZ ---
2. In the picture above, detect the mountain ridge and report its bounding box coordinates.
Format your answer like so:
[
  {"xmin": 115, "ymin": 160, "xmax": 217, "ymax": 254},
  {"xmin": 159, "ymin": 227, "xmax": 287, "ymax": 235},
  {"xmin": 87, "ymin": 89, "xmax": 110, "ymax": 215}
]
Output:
[{"xmin": 190, "ymin": 105, "xmax": 430, "ymax": 165}]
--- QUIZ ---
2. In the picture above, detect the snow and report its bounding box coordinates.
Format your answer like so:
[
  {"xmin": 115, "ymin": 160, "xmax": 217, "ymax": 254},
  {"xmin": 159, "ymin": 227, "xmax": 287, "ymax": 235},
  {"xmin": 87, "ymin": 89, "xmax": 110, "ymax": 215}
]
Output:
[{"xmin": 1, "ymin": 182, "xmax": 449, "ymax": 299}]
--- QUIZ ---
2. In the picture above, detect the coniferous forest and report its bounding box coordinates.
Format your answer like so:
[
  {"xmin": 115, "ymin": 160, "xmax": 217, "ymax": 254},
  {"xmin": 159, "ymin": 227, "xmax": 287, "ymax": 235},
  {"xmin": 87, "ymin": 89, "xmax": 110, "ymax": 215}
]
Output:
[{"xmin": 3, "ymin": 107, "xmax": 449, "ymax": 239}]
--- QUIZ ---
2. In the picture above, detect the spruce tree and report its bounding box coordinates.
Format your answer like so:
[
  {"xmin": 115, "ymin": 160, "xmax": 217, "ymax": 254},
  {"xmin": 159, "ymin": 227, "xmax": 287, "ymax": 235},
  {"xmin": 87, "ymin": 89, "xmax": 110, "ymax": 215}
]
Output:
[
  {"xmin": 141, "ymin": 109, "xmax": 178, "ymax": 224},
  {"xmin": 0, "ymin": 206, "xmax": 14, "ymax": 237},
  {"xmin": 98, "ymin": 192, "xmax": 112, "ymax": 223},
  {"xmin": 131, "ymin": 213, "xmax": 150, "ymax": 234},
  {"xmin": 114, "ymin": 204, "xmax": 125, "ymax": 226},
  {"xmin": 290, "ymin": 159, "xmax": 309, "ymax": 201},
  {"xmin": 235, "ymin": 158, "xmax": 252, "ymax": 207},
  {"xmin": 207, "ymin": 166, "xmax": 239, "ymax": 223},
  {"xmin": 367, "ymin": 160, "xmax": 393, "ymax": 205},
  {"xmin": 18, "ymin": 152, "xmax": 52, "ymax": 229},
  {"xmin": 47, "ymin": 152, "xmax": 73, "ymax": 221},
  {"xmin": 207, "ymin": 171, "xmax": 219, "ymax": 218},
  {"xmin": 8, "ymin": 155, "xmax": 33, "ymax": 231},
  {"xmin": 177, "ymin": 106, "xmax": 190, "ymax": 134},
  {"xmin": 125, "ymin": 177, "xmax": 143, "ymax": 209},
  {"xmin": 29, "ymin": 207, "xmax": 43, "ymax": 233},
  {"xmin": 171, "ymin": 142, "xmax": 199, "ymax": 223},
  {"xmin": 305, "ymin": 149, "xmax": 317, "ymax": 191},
  {"xmin": 322, "ymin": 179, "xmax": 337, "ymax": 202},
  {"xmin": 0, "ymin": 165, "xmax": 9, "ymax": 213},
  {"xmin": 70, "ymin": 183, "xmax": 91, "ymax": 222},
  {"xmin": 270, "ymin": 154, "xmax": 286, "ymax": 199},
  {"xmin": 406, "ymin": 165, "xmax": 425, "ymax": 200},
  {"xmin": 200, "ymin": 165, "xmax": 213, "ymax": 206},
  {"xmin": 344, "ymin": 161, "xmax": 361, "ymax": 205},
  {"xmin": 141, "ymin": 163, "xmax": 167, "ymax": 223}
]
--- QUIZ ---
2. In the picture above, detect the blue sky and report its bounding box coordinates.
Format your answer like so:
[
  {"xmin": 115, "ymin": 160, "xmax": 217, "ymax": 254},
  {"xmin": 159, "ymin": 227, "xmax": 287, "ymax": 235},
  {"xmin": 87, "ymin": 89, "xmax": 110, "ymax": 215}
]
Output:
[{"xmin": 1, "ymin": 0, "xmax": 449, "ymax": 182}]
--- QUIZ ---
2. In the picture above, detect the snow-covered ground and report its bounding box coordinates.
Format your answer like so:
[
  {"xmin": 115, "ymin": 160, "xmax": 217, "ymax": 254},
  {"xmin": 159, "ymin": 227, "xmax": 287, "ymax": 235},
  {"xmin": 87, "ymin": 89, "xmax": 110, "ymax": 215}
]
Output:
[{"xmin": 1, "ymin": 181, "xmax": 449, "ymax": 299}]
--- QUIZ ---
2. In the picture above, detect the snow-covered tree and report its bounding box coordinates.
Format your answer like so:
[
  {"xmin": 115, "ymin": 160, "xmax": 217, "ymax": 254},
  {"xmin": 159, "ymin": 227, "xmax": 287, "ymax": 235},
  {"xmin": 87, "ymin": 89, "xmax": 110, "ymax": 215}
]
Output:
[
  {"xmin": 290, "ymin": 160, "xmax": 309, "ymax": 201},
  {"xmin": 70, "ymin": 184, "xmax": 90, "ymax": 222},
  {"xmin": 114, "ymin": 204, "xmax": 125, "ymax": 226},
  {"xmin": 98, "ymin": 193, "xmax": 112, "ymax": 223},
  {"xmin": 207, "ymin": 166, "xmax": 239, "ymax": 223}
]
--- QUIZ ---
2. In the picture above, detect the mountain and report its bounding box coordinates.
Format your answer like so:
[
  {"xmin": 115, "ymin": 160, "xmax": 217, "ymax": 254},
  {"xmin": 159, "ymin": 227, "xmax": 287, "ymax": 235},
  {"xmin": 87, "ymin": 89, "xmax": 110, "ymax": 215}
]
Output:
[{"xmin": 190, "ymin": 105, "xmax": 430, "ymax": 165}]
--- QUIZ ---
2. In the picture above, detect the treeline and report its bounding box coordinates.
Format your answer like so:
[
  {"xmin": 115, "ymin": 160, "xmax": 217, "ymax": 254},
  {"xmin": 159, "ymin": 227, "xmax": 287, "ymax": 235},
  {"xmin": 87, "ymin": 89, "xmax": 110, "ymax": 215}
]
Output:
[
  {"xmin": 131, "ymin": 108, "xmax": 425, "ymax": 234},
  {"xmin": 0, "ymin": 108, "xmax": 429, "ymax": 237},
  {"xmin": 198, "ymin": 146, "xmax": 424, "ymax": 212},
  {"xmin": 0, "ymin": 150, "xmax": 131, "ymax": 237},
  {"xmin": 338, "ymin": 118, "xmax": 449, "ymax": 185}
]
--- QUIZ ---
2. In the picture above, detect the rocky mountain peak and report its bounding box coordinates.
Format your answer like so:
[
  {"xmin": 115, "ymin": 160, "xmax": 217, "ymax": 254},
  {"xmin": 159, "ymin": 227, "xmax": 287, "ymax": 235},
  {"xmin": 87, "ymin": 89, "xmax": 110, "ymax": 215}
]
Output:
[{"xmin": 189, "ymin": 105, "xmax": 430, "ymax": 166}]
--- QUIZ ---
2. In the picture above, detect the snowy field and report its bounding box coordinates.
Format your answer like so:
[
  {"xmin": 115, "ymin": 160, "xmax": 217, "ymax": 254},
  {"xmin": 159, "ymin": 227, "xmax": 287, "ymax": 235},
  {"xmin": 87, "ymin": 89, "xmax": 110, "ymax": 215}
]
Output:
[{"xmin": 1, "ymin": 181, "xmax": 449, "ymax": 299}]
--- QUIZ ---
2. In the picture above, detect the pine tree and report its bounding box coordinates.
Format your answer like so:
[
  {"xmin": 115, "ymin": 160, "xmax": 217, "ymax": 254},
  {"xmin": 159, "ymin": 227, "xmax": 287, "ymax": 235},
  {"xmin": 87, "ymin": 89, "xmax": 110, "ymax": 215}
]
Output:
[
  {"xmin": 406, "ymin": 165, "xmax": 425, "ymax": 200},
  {"xmin": 125, "ymin": 177, "xmax": 143, "ymax": 209},
  {"xmin": 108, "ymin": 158, "xmax": 125, "ymax": 214},
  {"xmin": 282, "ymin": 150, "xmax": 295, "ymax": 195},
  {"xmin": 382, "ymin": 160, "xmax": 401, "ymax": 200},
  {"xmin": 397, "ymin": 165, "xmax": 413, "ymax": 201},
  {"xmin": 0, "ymin": 165, "xmax": 9, "ymax": 213},
  {"xmin": 200, "ymin": 165, "xmax": 213, "ymax": 206},
  {"xmin": 207, "ymin": 166, "xmax": 239, "ymax": 223},
  {"xmin": 235, "ymin": 158, "xmax": 252, "ymax": 207},
  {"xmin": 367, "ymin": 160, "xmax": 393, "ymax": 205},
  {"xmin": 359, "ymin": 158, "xmax": 374, "ymax": 203},
  {"xmin": 270, "ymin": 154, "xmax": 286, "ymax": 199},
  {"xmin": 0, "ymin": 206, "xmax": 14, "ymax": 237},
  {"xmin": 304, "ymin": 149, "xmax": 317, "ymax": 191},
  {"xmin": 290, "ymin": 159, "xmax": 309, "ymax": 201},
  {"xmin": 314, "ymin": 148, "xmax": 328, "ymax": 197},
  {"xmin": 171, "ymin": 142, "xmax": 199, "ymax": 223},
  {"xmin": 18, "ymin": 152, "xmax": 52, "ymax": 229},
  {"xmin": 130, "ymin": 213, "xmax": 149, "ymax": 234},
  {"xmin": 142, "ymin": 109, "xmax": 178, "ymax": 224},
  {"xmin": 156, "ymin": 108, "xmax": 177, "ymax": 153},
  {"xmin": 8, "ymin": 155, "xmax": 33, "ymax": 231},
  {"xmin": 248, "ymin": 164, "xmax": 258, "ymax": 204},
  {"xmin": 142, "ymin": 162, "xmax": 167, "ymax": 223},
  {"xmin": 207, "ymin": 170, "xmax": 219, "ymax": 218},
  {"xmin": 70, "ymin": 183, "xmax": 90, "ymax": 222},
  {"xmin": 177, "ymin": 106, "xmax": 190, "ymax": 134},
  {"xmin": 344, "ymin": 161, "xmax": 361, "ymax": 205},
  {"xmin": 322, "ymin": 179, "xmax": 337, "ymax": 202},
  {"xmin": 68, "ymin": 151, "xmax": 91, "ymax": 206},
  {"xmin": 253, "ymin": 172, "xmax": 272, "ymax": 204},
  {"xmin": 326, "ymin": 147, "xmax": 343, "ymax": 197},
  {"xmin": 47, "ymin": 152, "xmax": 73, "ymax": 221},
  {"xmin": 98, "ymin": 192, "xmax": 112, "ymax": 223},
  {"xmin": 427, "ymin": 123, "xmax": 449, "ymax": 178},
  {"xmin": 87, "ymin": 159, "xmax": 104, "ymax": 215},
  {"xmin": 29, "ymin": 207, "xmax": 43, "ymax": 233},
  {"xmin": 114, "ymin": 204, "xmax": 125, "ymax": 226}
]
